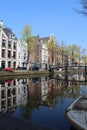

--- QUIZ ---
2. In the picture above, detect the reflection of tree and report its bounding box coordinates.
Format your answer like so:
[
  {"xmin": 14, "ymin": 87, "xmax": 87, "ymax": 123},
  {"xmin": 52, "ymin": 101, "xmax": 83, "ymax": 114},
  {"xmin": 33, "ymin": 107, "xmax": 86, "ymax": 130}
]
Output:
[
  {"xmin": 53, "ymin": 78, "xmax": 81, "ymax": 102},
  {"xmin": 20, "ymin": 98, "xmax": 34, "ymax": 119},
  {"xmin": 19, "ymin": 76, "xmax": 82, "ymax": 119},
  {"xmin": 20, "ymin": 96, "xmax": 40, "ymax": 120},
  {"xmin": 62, "ymin": 82, "xmax": 80, "ymax": 99},
  {"xmin": 47, "ymin": 80, "xmax": 58, "ymax": 109}
]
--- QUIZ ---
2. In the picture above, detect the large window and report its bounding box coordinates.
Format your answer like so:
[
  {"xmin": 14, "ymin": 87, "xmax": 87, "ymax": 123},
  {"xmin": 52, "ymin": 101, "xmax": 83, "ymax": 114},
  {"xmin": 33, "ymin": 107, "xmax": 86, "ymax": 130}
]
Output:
[
  {"xmin": 24, "ymin": 53, "xmax": 26, "ymax": 60},
  {"xmin": 8, "ymin": 41, "xmax": 11, "ymax": 48},
  {"xmin": 1, "ymin": 61, "xmax": 5, "ymax": 68},
  {"xmin": 8, "ymin": 61, "xmax": 11, "ymax": 67},
  {"xmin": 37, "ymin": 44, "xmax": 39, "ymax": 50},
  {"xmin": 2, "ymin": 39, "xmax": 6, "ymax": 47},
  {"xmin": 2, "ymin": 49, "xmax": 5, "ymax": 57},
  {"xmin": 8, "ymin": 51, "xmax": 11, "ymax": 58},
  {"xmin": 13, "ymin": 42, "xmax": 16, "ymax": 50},
  {"xmin": 19, "ymin": 53, "xmax": 20, "ymax": 59},
  {"xmin": 13, "ymin": 52, "xmax": 16, "ymax": 59},
  {"xmin": 13, "ymin": 62, "xmax": 16, "ymax": 68}
]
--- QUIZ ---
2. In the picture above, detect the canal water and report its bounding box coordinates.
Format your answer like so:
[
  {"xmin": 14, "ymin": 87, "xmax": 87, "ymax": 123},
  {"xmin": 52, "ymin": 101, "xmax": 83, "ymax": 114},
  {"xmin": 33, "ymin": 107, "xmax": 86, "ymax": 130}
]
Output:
[{"xmin": 0, "ymin": 73, "xmax": 87, "ymax": 130}]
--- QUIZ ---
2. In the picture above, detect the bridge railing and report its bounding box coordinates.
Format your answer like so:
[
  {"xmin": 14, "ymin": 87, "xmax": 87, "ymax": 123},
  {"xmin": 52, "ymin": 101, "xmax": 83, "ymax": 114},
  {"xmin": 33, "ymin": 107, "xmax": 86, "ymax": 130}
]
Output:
[{"xmin": 51, "ymin": 64, "xmax": 86, "ymax": 70}]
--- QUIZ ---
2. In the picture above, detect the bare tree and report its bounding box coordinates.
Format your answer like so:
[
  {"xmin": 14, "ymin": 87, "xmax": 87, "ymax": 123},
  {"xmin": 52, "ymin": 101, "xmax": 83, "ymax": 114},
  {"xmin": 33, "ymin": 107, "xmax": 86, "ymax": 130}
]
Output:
[
  {"xmin": 79, "ymin": 0, "xmax": 87, "ymax": 15},
  {"xmin": 75, "ymin": 0, "xmax": 87, "ymax": 15}
]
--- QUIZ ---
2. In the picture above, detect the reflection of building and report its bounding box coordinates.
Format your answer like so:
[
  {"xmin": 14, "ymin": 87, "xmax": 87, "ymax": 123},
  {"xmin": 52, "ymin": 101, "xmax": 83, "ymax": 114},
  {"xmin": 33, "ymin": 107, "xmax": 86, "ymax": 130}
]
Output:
[
  {"xmin": 69, "ymin": 74, "xmax": 85, "ymax": 81},
  {"xmin": 0, "ymin": 79, "xmax": 17, "ymax": 113},
  {"xmin": 0, "ymin": 78, "xmax": 28, "ymax": 113},
  {"xmin": 17, "ymin": 78, "xmax": 27, "ymax": 105},
  {"xmin": 27, "ymin": 77, "xmax": 41, "ymax": 107},
  {"xmin": 41, "ymin": 76, "xmax": 48, "ymax": 101},
  {"xmin": 0, "ymin": 75, "xmax": 82, "ymax": 114}
]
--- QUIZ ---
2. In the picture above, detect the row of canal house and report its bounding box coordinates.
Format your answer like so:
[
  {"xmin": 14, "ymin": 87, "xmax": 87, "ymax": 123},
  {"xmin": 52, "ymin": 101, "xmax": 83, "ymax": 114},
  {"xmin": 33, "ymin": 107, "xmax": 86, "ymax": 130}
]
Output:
[{"xmin": 0, "ymin": 21, "xmax": 69, "ymax": 70}]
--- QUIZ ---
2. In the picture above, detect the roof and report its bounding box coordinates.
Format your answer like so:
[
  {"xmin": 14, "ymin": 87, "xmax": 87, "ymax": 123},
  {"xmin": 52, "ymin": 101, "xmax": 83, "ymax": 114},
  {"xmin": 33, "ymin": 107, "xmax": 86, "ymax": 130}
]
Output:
[
  {"xmin": 3, "ymin": 28, "xmax": 17, "ymax": 40},
  {"xmin": 40, "ymin": 37, "xmax": 50, "ymax": 42}
]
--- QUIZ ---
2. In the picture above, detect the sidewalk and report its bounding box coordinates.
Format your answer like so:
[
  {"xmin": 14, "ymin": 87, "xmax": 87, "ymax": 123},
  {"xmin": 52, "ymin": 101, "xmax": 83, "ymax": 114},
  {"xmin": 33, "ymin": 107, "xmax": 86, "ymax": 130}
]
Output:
[{"xmin": 0, "ymin": 112, "xmax": 58, "ymax": 130}]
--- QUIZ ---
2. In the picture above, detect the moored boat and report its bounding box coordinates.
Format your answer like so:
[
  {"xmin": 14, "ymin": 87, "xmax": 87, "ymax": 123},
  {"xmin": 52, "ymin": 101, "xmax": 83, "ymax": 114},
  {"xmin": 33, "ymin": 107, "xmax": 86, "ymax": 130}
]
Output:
[{"xmin": 65, "ymin": 95, "xmax": 87, "ymax": 130}]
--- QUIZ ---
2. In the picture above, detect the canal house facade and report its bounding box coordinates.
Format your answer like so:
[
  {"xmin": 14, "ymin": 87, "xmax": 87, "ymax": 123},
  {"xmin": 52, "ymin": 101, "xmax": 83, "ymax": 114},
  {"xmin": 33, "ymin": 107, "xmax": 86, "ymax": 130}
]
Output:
[
  {"xmin": 0, "ymin": 20, "xmax": 67, "ymax": 70},
  {"xmin": 17, "ymin": 41, "xmax": 27, "ymax": 68},
  {"xmin": 0, "ymin": 21, "xmax": 18, "ymax": 69},
  {"xmin": 29, "ymin": 35, "xmax": 49, "ymax": 69}
]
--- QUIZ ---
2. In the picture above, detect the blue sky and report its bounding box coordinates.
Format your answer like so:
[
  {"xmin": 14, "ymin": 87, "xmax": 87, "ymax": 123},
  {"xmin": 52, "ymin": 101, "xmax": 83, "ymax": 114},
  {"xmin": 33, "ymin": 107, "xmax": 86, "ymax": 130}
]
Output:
[{"xmin": 0, "ymin": 0, "xmax": 87, "ymax": 49}]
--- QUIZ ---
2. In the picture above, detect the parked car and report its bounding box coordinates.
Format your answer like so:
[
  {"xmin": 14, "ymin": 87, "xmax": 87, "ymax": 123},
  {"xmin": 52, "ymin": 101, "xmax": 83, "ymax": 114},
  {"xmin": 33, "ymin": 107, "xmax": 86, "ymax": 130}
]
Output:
[
  {"xmin": 30, "ymin": 65, "xmax": 39, "ymax": 71},
  {"xmin": 16, "ymin": 67, "xmax": 27, "ymax": 70},
  {"xmin": 31, "ymin": 77, "xmax": 39, "ymax": 83},
  {"xmin": 4, "ymin": 67, "xmax": 13, "ymax": 72}
]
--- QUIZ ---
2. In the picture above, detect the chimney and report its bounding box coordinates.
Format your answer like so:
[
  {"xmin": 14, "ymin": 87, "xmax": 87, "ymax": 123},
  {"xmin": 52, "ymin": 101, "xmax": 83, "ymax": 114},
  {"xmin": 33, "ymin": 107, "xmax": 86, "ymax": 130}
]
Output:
[{"xmin": 0, "ymin": 20, "xmax": 3, "ymax": 28}]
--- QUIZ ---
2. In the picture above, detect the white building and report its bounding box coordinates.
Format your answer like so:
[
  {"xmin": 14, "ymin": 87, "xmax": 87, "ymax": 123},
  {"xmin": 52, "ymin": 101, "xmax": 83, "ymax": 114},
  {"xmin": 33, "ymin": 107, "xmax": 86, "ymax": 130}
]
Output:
[
  {"xmin": 17, "ymin": 78, "xmax": 28, "ymax": 105},
  {"xmin": 41, "ymin": 76, "xmax": 48, "ymax": 102},
  {"xmin": 40, "ymin": 38, "xmax": 48, "ymax": 69},
  {"xmin": 0, "ymin": 21, "xmax": 18, "ymax": 68},
  {"xmin": 17, "ymin": 41, "xmax": 27, "ymax": 68}
]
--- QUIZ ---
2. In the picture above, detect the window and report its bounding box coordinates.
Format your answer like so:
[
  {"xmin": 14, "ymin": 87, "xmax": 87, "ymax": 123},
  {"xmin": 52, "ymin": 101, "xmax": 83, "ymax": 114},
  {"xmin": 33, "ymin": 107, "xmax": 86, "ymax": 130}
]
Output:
[
  {"xmin": 8, "ymin": 51, "xmax": 11, "ymax": 58},
  {"xmin": 13, "ymin": 62, "xmax": 16, "ymax": 68},
  {"xmin": 37, "ymin": 44, "xmax": 39, "ymax": 49},
  {"xmin": 8, "ymin": 61, "xmax": 11, "ymax": 67},
  {"xmin": 13, "ymin": 42, "xmax": 16, "ymax": 49},
  {"xmin": 24, "ymin": 53, "xmax": 26, "ymax": 60},
  {"xmin": 37, "ymin": 57, "xmax": 39, "ymax": 62},
  {"xmin": 37, "ymin": 51, "xmax": 39, "ymax": 56},
  {"xmin": 13, "ymin": 80, "xmax": 16, "ymax": 85},
  {"xmin": 1, "ymin": 61, "xmax": 5, "ymax": 68},
  {"xmin": 13, "ymin": 51, "xmax": 16, "ymax": 59},
  {"xmin": 19, "ymin": 53, "xmax": 20, "ymax": 59},
  {"xmin": 2, "ymin": 39, "xmax": 6, "ymax": 47},
  {"xmin": 1, "ymin": 90, "xmax": 5, "ymax": 98},
  {"xmin": 2, "ymin": 49, "xmax": 5, "ymax": 57},
  {"xmin": 8, "ymin": 41, "xmax": 11, "ymax": 48}
]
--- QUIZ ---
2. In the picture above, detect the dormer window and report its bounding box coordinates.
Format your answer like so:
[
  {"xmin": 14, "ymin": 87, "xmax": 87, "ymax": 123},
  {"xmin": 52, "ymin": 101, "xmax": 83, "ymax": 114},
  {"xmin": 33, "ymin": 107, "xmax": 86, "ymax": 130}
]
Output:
[
  {"xmin": 9, "ymin": 34, "xmax": 15, "ymax": 39},
  {"xmin": 9, "ymin": 34, "xmax": 12, "ymax": 38}
]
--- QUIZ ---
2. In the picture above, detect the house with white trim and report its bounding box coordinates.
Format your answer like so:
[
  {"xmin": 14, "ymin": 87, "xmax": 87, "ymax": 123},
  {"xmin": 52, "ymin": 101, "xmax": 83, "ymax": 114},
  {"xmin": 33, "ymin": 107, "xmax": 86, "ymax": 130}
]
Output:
[{"xmin": 0, "ymin": 21, "xmax": 18, "ymax": 69}]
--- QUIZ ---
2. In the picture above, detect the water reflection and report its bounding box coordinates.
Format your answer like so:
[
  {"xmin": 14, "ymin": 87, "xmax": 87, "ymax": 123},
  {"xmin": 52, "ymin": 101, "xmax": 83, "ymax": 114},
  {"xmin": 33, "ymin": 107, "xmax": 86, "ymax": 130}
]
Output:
[{"xmin": 0, "ymin": 74, "xmax": 87, "ymax": 130}]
